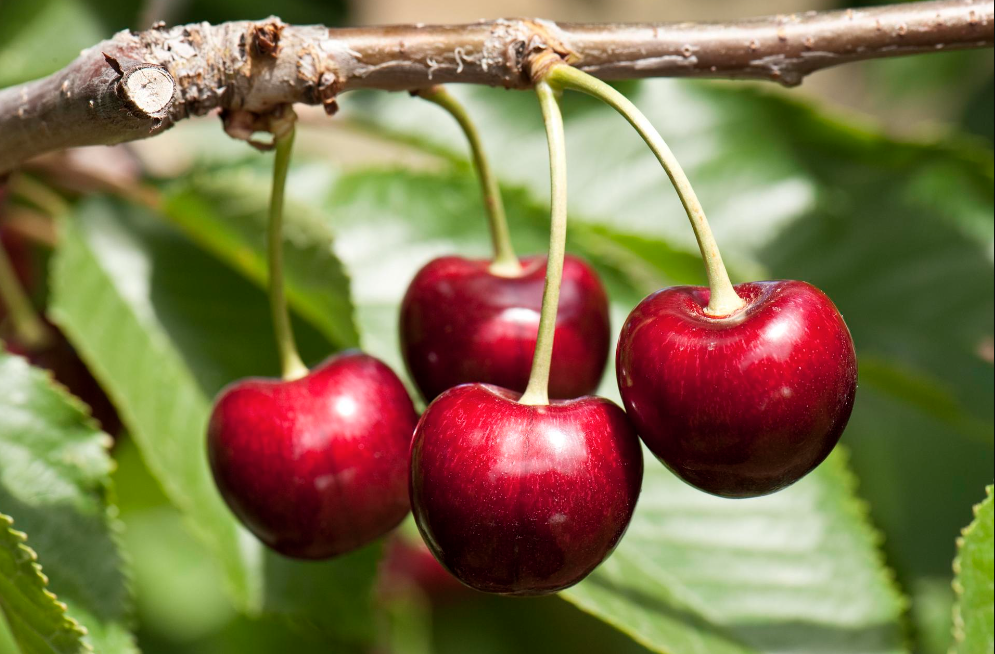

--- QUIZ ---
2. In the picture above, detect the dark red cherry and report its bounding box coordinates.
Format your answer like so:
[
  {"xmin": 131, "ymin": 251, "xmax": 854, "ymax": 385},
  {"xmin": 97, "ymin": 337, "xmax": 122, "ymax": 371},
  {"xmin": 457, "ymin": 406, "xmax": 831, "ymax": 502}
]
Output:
[
  {"xmin": 409, "ymin": 383, "xmax": 643, "ymax": 595},
  {"xmin": 399, "ymin": 255, "xmax": 610, "ymax": 401},
  {"xmin": 616, "ymin": 281, "xmax": 857, "ymax": 498},
  {"xmin": 207, "ymin": 352, "xmax": 418, "ymax": 559}
]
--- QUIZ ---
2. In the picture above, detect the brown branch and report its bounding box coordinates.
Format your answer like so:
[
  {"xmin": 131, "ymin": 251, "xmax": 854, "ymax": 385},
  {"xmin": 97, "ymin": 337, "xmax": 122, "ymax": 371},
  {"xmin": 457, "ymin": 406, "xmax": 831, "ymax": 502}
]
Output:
[{"xmin": 1, "ymin": 0, "xmax": 992, "ymax": 173}]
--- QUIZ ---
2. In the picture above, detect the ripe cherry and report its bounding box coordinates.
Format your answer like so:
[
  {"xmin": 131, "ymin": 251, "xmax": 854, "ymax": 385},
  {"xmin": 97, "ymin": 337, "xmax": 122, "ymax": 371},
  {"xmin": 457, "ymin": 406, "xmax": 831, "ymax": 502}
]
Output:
[
  {"xmin": 400, "ymin": 254, "xmax": 610, "ymax": 401},
  {"xmin": 409, "ymin": 383, "xmax": 642, "ymax": 595},
  {"xmin": 533, "ymin": 64, "xmax": 858, "ymax": 498},
  {"xmin": 616, "ymin": 281, "xmax": 857, "ymax": 498},
  {"xmin": 207, "ymin": 352, "xmax": 418, "ymax": 559},
  {"xmin": 409, "ymin": 81, "xmax": 642, "ymax": 595}
]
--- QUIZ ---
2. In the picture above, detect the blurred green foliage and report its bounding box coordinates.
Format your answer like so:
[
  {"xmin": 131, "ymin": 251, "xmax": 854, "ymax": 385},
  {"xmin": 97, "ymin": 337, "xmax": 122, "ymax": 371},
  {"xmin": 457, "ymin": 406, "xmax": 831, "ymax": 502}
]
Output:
[{"xmin": 837, "ymin": 0, "xmax": 995, "ymax": 144}]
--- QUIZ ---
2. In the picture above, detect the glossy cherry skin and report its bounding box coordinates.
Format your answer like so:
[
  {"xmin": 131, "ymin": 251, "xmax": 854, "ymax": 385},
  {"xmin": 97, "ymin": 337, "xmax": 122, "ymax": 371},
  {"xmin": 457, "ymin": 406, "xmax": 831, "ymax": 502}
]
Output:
[
  {"xmin": 616, "ymin": 281, "xmax": 857, "ymax": 498},
  {"xmin": 207, "ymin": 352, "xmax": 418, "ymax": 559},
  {"xmin": 400, "ymin": 255, "xmax": 610, "ymax": 401},
  {"xmin": 410, "ymin": 383, "xmax": 643, "ymax": 595}
]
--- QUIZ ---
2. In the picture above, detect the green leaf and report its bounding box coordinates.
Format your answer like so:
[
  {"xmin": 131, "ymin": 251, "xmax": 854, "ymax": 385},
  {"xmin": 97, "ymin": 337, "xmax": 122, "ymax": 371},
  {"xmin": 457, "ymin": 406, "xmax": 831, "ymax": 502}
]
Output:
[
  {"xmin": 48, "ymin": 197, "xmax": 379, "ymax": 643},
  {"xmin": 0, "ymin": 0, "xmax": 105, "ymax": 89},
  {"xmin": 0, "ymin": 514, "xmax": 87, "ymax": 654},
  {"xmin": 953, "ymin": 486, "xmax": 994, "ymax": 654},
  {"xmin": 0, "ymin": 351, "xmax": 135, "ymax": 653},
  {"xmin": 562, "ymin": 448, "xmax": 905, "ymax": 654},
  {"xmin": 113, "ymin": 438, "xmax": 235, "ymax": 643},
  {"xmin": 161, "ymin": 165, "xmax": 359, "ymax": 349}
]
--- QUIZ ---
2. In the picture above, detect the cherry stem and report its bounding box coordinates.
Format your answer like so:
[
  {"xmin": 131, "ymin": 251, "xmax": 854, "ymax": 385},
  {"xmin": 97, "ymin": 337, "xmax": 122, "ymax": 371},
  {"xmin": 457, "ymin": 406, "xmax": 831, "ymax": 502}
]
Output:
[
  {"xmin": 0, "ymin": 234, "xmax": 52, "ymax": 350},
  {"xmin": 416, "ymin": 86, "xmax": 522, "ymax": 277},
  {"xmin": 519, "ymin": 80, "xmax": 567, "ymax": 407},
  {"xmin": 267, "ymin": 109, "xmax": 308, "ymax": 381},
  {"xmin": 545, "ymin": 64, "xmax": 745, "ymax": 317},
  {"xmin": 9, "ymin": 174, "xmax": 70, "ymax": 219}
]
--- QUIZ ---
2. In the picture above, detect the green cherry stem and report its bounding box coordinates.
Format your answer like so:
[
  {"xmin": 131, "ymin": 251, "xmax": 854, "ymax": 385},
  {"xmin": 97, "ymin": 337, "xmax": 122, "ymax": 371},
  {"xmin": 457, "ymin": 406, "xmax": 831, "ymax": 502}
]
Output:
[
  {"xmin": 0, "ymin": 234, "xmax": 52, "ymax": 349},
  {"xmin": 519, "ymin": 80, "xmax": 567, "ymax": 407},
  {"xmin": 545, "ymin": 64, "xmax": 745, "ymax": 317},
  {"xmin": 417, "ymin": 86, "xmax": 522, "ymax": 277},
  {"xmin": 267, "ymin": 109, "xmax": 308, "ymax": 381}
]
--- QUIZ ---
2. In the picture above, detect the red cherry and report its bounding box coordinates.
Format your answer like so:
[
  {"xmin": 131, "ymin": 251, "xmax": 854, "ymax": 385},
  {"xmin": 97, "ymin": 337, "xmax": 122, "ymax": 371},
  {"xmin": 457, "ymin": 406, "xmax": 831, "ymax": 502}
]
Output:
[
  {"xmin": 409, "ymin": 383, "xmax": 643, "ymax": 595},
  {"xmin": 616, "ymin": 281, "xmax": 857, "ymax": 498},
  {"xmin": 399, "ymin": 255, "xmax": 610, "ymax": 401},
  {"xmin": 207, "ymin": 352, "xmax": 418, "ymax": 559},
  {"xmin": 378, "ymin": 534, "xmax": 470, "ymax": 600}
]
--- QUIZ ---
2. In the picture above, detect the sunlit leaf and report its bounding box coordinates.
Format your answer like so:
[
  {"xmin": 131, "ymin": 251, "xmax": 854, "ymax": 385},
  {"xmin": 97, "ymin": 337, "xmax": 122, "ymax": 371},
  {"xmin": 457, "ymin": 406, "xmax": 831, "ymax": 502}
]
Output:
[{"xmin": 0, "ymin": 351, "xmax": 134, "ymax": 653}]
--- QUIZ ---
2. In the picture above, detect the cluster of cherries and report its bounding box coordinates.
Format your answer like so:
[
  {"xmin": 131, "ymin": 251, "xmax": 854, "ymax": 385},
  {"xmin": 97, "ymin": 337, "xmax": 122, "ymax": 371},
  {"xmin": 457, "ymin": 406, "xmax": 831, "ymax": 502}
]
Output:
[{"xmin": 207, "ymin": 63, "xmax": 857, "ymax": 597}]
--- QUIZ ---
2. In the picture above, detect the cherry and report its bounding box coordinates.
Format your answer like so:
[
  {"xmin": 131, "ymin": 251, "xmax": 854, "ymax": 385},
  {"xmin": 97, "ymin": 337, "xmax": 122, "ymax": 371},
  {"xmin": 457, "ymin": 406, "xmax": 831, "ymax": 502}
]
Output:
[
  {"xmin": 408, "ymin": 81, "xmax": 642, "ymax": 595},
  {"xmin": 400, "ymin": 254, "xmax": 610, "ymax": 401},
  {"xmin": 207, "ymin": 351, "xmax": 418, "ymax": 559},
  {"xmin": 403, "ymin": 89, "xmax": 610, "ymax": 401},
  {"xmin": 207, "ymin": 111, "xmax": 417, "ymax": 559},
  {"xmin": 616, "ymin": 281, "xmax": 857, "ymax": 498},
  {"xmin": 537, "ymin": 64, "xmax": 858, "ymax": 498},
  {"xmin": 409, "ymin": 383, "xmax": 642, "ymax": 595},
  {"xmin": 378, "ymin": 534, "xmax": 469, "ymax": 600}
]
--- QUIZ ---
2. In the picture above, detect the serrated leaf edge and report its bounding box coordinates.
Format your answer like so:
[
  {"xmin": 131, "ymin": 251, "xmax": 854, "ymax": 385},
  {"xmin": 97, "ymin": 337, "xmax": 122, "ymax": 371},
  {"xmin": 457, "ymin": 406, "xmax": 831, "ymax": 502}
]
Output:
[
  {"xmin": 951, "ymin": 484, "xmax": 995, "ymax": 652},
  {"xmin": 0, "ymin": 349, "xmax": 140, "ymax": 654},
  {"xmin": 0, "ymin": 513, "xmax": 93, "ymax": 653},
  {"xmin": 560, "ymin": 448, "xmax": 911, "ymax": 654},
  {"xmin": 829, "ymin": 448, "xmax": 912, "ymax": 639}
]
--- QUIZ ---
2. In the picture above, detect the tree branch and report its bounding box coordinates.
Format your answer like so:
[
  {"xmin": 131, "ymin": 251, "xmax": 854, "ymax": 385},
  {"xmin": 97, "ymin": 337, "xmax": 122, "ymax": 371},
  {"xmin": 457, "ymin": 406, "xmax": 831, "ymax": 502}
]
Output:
[{"xmin": 1, "ymin": 0, "xmax": 992, "ymax": 173}]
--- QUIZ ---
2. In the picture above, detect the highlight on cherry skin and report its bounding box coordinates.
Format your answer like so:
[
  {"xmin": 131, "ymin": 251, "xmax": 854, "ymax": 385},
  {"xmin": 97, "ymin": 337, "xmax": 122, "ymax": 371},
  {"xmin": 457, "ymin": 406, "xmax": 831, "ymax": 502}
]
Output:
[
  {"xmin": 409, "ymin": 383, "xmax": 644, "ymax": 595},
  {"xmin": 616, "ymin": 280, "xmax": 858, "ymax": 499},
  {"xmin": 399, "ymin": 254, "xmax": 610, "ymax": 401},
  {"xmin": 207, "ymin": 351, "xmax": 419, "ymax": 559}
]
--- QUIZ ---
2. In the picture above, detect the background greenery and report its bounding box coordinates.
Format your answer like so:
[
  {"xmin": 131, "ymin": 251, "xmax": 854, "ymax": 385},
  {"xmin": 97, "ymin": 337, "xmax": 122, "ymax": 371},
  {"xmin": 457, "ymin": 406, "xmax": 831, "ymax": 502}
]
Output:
[{"xmin": 0, "ymin": 1, "xmax": 992, "ymax": 653}]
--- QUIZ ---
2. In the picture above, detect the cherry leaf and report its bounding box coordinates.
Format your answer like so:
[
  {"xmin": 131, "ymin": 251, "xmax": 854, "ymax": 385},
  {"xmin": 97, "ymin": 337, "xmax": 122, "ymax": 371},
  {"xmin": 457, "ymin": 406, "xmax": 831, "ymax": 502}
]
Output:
[{"xmin": 0, "ymin": 351, "xmax": 135, "ymax": 653}]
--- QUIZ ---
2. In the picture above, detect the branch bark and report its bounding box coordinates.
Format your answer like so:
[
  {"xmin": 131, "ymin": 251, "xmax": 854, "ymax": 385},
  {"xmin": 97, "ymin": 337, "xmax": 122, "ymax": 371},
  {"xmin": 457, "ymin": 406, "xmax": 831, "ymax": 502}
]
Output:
[{"xmin": 1, "ymin": 0, "xmax": 992, "ymax": 173}]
